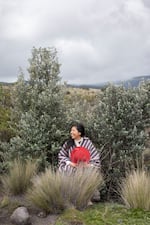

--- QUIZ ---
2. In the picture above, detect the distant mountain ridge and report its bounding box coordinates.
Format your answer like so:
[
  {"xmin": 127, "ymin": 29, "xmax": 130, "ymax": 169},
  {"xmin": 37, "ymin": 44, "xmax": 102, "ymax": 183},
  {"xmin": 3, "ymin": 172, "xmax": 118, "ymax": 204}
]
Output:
[
  {"xmin": 0, "ymin": 75, "xmax": 150, "ymax": 89},
  {"xmin": 68, "ymin": 75, "xmax": 150, "ymax": 89},
  {"xmin": 114, "ymin": 75, "xmax": 150, "ymax": 88},
  {"xmin": 0, "ymin": 81, "xmax": 15, "ymax": 86}
]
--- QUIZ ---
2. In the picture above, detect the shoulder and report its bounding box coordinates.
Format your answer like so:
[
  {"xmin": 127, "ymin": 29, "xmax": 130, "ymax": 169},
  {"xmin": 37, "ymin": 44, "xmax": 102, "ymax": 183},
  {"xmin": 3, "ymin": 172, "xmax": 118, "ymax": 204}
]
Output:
[
  {"xmin": 62, "ymin": 140, "xmax": 68, "ymax": 148},
  {"xmin": 83, "ymin": 136, "xmax": 89, "ymax": 140},
  {"xmin": 62, "ymin": 138, "xmax": 74, "ymax": 149},
  {"xmin": 83, "ymin": 136, "xmax": 93, "ymax": 144},
  {"xmin": 83, "ymin": 136, "xmax": 92, "ymax": 141}
]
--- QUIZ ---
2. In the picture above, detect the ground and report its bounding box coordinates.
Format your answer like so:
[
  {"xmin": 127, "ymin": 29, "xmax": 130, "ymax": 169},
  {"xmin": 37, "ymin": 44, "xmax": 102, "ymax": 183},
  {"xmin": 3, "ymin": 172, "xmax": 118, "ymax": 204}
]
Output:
[
  {"xmin": 0, "ymin": 211, "xmax": 57, "ymax": 225},
  {"xmin": 0, "ymin": 193, "xmax": 150, "ymax": 225},
  {"xmin": 0, "ymin": 194, "xmax": 58, "ymax": 225}
]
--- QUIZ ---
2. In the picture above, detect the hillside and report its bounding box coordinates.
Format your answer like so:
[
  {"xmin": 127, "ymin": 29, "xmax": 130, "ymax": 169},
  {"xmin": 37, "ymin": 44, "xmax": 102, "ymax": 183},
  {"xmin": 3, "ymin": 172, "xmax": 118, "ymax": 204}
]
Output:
[
  {"xmin": 68, "ymin": 75, "xmax": 150, "ymax": 89},
  {"xmin": 0, "ymin": 75, "xmax": 150, "ymax": 89}
]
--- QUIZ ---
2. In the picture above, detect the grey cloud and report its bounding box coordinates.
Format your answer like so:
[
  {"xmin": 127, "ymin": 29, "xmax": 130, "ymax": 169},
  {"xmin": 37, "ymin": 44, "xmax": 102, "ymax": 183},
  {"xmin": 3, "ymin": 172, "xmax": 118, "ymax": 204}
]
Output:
[
  {"xmin": 0, "ymin": 0, "xmax": 150, "ymax": 84},
  {"xmin": 142, "ymin": 0, "xmax": 150, "ymax": 8}
]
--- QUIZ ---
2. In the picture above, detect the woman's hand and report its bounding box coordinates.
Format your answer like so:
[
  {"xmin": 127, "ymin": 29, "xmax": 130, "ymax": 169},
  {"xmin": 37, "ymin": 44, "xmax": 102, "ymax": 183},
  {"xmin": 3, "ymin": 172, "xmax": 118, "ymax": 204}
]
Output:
[
  {"xmin": 77, "ymin": 162, "xmax": 91, "ymax": 167},
  {"xmin": 69, "ymin": 162, "xmax": 77, "ymax": 167},
  {"xmin": 69, "ymin": 162, "xmax": 92, "ymax": 168}
]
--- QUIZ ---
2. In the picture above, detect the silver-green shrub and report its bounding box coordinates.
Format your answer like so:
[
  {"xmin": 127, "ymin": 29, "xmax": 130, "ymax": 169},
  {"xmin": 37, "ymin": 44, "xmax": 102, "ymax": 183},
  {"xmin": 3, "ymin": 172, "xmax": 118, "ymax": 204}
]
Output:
[
  {"xmin": 89, "ymin": 84, "xmax": 149, "ymax": 200},
  {"xmin": 9, "ymin": 47, "xmax": 67, "ymax": 167}
]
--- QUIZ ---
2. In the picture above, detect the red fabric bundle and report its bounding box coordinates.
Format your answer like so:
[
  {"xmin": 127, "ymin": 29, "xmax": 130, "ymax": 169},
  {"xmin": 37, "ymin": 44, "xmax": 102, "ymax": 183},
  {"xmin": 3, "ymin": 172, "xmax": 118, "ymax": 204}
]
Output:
[{"xmin": 70, "ymin": 146, "xmax": 90, "ymax": 163}]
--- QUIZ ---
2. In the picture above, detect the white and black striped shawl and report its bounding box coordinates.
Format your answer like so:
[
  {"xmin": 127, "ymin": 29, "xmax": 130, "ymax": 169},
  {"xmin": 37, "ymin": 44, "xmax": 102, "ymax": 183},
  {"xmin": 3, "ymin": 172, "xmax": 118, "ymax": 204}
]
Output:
[{"xmin": 58, "ymin": 137, "xmax": 100, "ymax": 173}]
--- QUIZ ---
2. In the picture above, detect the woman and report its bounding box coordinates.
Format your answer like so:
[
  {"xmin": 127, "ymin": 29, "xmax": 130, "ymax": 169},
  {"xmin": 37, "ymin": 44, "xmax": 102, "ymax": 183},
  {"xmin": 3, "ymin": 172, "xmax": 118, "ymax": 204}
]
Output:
[{"xmin": 58, "ymin": 122, "xmax": 100, "ymax": 174}]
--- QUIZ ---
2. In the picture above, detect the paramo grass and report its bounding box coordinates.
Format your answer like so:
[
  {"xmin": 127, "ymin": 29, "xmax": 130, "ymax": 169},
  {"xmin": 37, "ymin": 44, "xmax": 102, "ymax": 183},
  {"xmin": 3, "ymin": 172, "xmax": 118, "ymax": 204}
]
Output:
[
  {"xmin": 61, "ymin": 167, "xmax": 103, "ymax": 210},
  {"xmin": 27, "ymin": 167, "xmax": 103, "ymax": 213},
  {"xmin": 27, "ymin": 167, "xmax": 65, "ymax": 213},
  {"xmin": 120, "ymin": 170, "xmax": 150, "ymax": 210},
  {"xmin": 1, "ymin": 158, "xmax": 38, "ymax": 195}
]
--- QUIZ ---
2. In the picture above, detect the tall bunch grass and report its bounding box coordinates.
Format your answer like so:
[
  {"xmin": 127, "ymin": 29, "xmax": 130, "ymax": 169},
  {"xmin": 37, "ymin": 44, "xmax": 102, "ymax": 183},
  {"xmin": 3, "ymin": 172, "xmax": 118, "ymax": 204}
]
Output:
[
  {"xmin": 27, "ymin": 167, "xmax": 103, "ymax": 213},
  {"xmin": 1, "ymin": 158, "xmax": 38, "ymax": 195},
  {"xmin": 62, "ymin": 167, "xmax": 103, "ymax": 210},
  {"xmin": 120, "ymin": 170, "xmax": 150, "ymax": 210},
  {"xmin": 27, "ymin": 168, "xmax": 65, "ymax": 213}
]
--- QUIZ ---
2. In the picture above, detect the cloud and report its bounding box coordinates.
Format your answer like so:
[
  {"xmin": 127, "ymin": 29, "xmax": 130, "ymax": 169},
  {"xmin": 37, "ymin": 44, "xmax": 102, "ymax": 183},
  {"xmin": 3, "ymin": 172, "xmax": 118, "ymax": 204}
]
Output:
[{"xmin": 0, "ymin": 0, "xmax": 150, "ymax": 84}]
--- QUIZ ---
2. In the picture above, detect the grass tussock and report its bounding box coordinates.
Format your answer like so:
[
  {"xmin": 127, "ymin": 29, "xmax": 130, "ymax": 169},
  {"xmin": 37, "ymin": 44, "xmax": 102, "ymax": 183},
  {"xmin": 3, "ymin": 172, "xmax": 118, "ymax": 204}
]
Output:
[
  {"xmin": 62, "ymin": 167, "xmax": 103, "ymax": 210},
  {"xmin": 27, "ymin": 167, "xmax": 103, "ymax": 213},
  {"xmin": 1, "ymin": 158, "xmax": 38, "ymax": 195},
  {"xmin": 27, "ymin": 168, "xmax": 65, "ymax": 214},
  {"xmin": 120, "ymin": 170, "xmax": 150, "ymax": 210}
]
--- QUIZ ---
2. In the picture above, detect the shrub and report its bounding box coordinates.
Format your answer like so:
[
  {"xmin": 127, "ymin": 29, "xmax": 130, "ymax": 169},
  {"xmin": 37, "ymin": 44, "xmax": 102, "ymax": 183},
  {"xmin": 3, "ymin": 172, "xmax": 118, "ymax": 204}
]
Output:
[
  {"xmin": 89, "ymin": 84, "xmax": 147, "ymax": 200},
  {"xmin": 64, "ymin": 87, "xmax": 97, "ymax": 126},
  {"xmin": 1, "ymin": 158, "xmax": 38, "ymax": 195},
  {"xmin": 0, "ymin": 85, "xmax": 14, "ymax": 142},
  {"xmin": 143, "ymin": 148, "xmax": 150, "ymax": 171},
  {"xmin": 27, "ymin": 167, "xmax": 103, "ymax": 213},
  {"xmin": 9, "ymin": 47, "xmax": 67, "ymax": 168},
  {"xmin": 120, "ymin": 170, "xmax": 150, "ymax": 210},
  {"xmin": 0, "ymin": 141, "xmax": 11, "ymax": 174}
]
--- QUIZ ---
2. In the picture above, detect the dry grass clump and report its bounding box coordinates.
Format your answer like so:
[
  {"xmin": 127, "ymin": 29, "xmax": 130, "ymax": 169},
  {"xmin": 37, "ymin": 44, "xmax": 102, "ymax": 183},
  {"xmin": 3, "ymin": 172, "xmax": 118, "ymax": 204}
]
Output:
[
  {"xmin": 27, "ymin": 167, "xmax": 103, "ymax": 213},
  {"xmin": 27, "ymin": 168, "xmax": 65, "ymax": 213},
  {"xmin": 120, "ymin": 170, "xmax": 150, "ymax": 210},
  {"xmin": 62, "ymin": 167, "xmax": 103, "ymax": 210},
  {"xmin": 1, "ymin": 158, "xmax": 38, "ymax": 195}
]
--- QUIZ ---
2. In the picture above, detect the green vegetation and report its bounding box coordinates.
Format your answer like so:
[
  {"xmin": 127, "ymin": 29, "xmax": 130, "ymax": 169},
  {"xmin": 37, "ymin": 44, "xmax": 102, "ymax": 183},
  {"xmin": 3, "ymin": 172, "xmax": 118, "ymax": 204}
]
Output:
[
  {"xmin": 143, "ymin": 148, "xmax": 150, "ymax": 171},
  {"xmin": 0, "ymin": 84, "xmax": 13, "ymax": 142},
  {"xmin": 0, "ymin": 47, "xmax": 149, "ymax": 206},
  {"xmin": 88, "ymin": 84, "xmax": 149, "ymax": 200},
  {"xmin": 8, "ymin": 47, "xmax": 67, "ymax": 167},
  {"xmin": 64, "ymin": 87, "xmax": 97, "ymax": 125},
  {"xmin": 1, "ymin": 197, "xmax": 150, "ymax": 224},
  {"xmin": 56, "ymin": 203, "xmax": 150, "ymax": 225}
]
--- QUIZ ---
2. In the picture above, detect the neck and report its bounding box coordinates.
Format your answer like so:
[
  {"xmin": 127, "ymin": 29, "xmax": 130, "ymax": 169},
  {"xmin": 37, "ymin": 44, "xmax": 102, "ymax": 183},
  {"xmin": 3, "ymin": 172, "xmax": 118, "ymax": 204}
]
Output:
[{"xmin": 74, "ymin": 137, "xmax": 82, "ymax": 141}]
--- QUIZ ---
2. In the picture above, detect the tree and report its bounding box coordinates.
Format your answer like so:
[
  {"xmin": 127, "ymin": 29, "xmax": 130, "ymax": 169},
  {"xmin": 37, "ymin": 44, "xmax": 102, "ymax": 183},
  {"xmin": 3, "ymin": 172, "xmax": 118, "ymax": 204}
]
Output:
[
  {"xmin": 138, "ymin": 80, "xmax": 150, "ymax": 128},
  {"xmin": 89, "ymin": 84, "xmax": 147, "ymax": 200},
  {"xmin": 0, "ymin": 84, "xmax": 13, "ymax": 142},
  {"xmin": 0, "ymin": 85, "xmax": 14, "ymax": 173},
  {"xmin": 63, "ymin": 87, "xmax": 97, "ymax": 128},
  {"xmin": 139, "ymin": 80, "xmax": 150, "ymax": 171},
  {"xmin": 9, "ymin": 47, "xmax": 67, "ymax": 167}
]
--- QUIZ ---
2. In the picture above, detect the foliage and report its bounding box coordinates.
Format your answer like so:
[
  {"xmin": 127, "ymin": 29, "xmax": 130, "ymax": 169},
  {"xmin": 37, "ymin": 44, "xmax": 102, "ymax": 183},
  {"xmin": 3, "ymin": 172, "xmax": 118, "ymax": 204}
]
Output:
[
  {"xmin": 89, "ymin": 84, "xmax": 147, "ymax": 200},
  {"xmin": 138, "ymin": 80, "xmax": 150, "ymax": 128},
  {"xmin": 1, "ymin": 198, "xmax": 150, "ymax": 224},
  {"xmin": 0, "ymin": 141, "xmax": 11, "ymax": 174},
  {"xmin": 139, "ymin": 81, "xmax": 150, "ymax": 171},
  {"xmin": 0, "ymin": 85, "xmax": 13, "ymax": 142},
  {"xmin": 27, "ymin": 167, "xmax": 103, "ymax": 213},
  {"xmin": 120, "ymin": 170, "xmax": 150, "ymax": 210},
  {"xmin": 56, "ymin": 203, "xmax": 150, "ymax": 225},
  {"xmin": 9, "ymin": 47, "xmax": 67, "ymax": 168},
  {"xmin": 0, "ymin": 85, "xmax": 14, "ymax": 172},
  {"xmin": 1, "ymin": 158, "xmax": 38, "ymax": 195},
  {"xmin": 143, "ymin": 148, "xmax": 150, "ymax": 171},
  {"xmin": 64, "ymin": 87, "xmax": 98, "ymax": 127},
  {"xmin": 0, "ymin": 47, "xmax": 149, "ymax": 202}
]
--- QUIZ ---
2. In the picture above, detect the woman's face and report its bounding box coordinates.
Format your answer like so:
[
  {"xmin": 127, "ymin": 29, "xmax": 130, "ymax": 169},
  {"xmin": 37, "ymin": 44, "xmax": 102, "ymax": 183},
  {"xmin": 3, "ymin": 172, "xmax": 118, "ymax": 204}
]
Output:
[{"xmin": 70, "ymin": 126, "xmax": 81, "ymax": 140}]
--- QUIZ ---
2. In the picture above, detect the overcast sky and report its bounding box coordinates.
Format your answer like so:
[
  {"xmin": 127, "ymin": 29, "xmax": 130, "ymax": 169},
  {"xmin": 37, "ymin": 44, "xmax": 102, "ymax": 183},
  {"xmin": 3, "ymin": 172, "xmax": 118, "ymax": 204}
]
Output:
[{"xmin": 0, "ymin": 0, "xmax": 150, "ymax": 84}]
